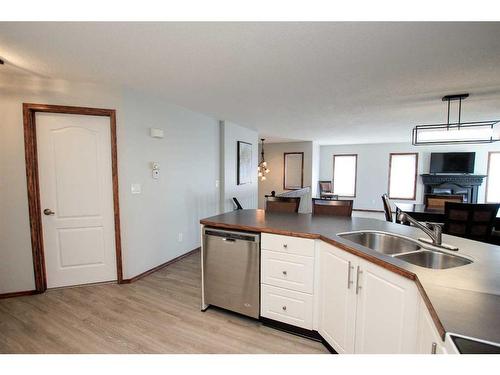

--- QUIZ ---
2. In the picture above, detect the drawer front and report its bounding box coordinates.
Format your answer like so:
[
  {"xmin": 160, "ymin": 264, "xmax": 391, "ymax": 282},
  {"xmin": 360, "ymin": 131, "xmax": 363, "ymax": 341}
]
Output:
[
  {"xmin": 261, "ymin": 233, "xmax": 315, "ymax": 257},
  {"xmin": 261, "ymin": 284, "xmax": 313, "ymax": 329},
  {"xmin": 261, "ymin": 250, "xmax": 314, "ymax": 293}
]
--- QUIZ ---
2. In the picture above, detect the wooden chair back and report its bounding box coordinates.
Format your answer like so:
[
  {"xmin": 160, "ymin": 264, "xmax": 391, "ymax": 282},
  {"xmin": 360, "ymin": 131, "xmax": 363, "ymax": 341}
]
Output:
[
  {"xmin": 313, "ymin": 199, "xmax": 353, "ymax": 217},
  {"xmin": 425, "ymin": 194, "xmax": 464, "ymax": 209},
  {"xmin": 266, "ymin": 196, "xmax": 300, "ymax": 213},
  {"xmin": 444, "ymin": 202, "xmax": 500, "ymax": 242},
  {"xmin": 319, "ymin": 180, "xmax": 333, "ymax": 194}
]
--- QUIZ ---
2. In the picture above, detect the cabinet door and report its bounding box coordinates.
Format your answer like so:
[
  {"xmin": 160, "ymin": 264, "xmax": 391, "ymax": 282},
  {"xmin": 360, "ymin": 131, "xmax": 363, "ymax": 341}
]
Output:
[
  {"xmin": 354, "ymin": 259, "xmax": 418, "ymax": 354},
  {"xmin": 318, "ymin": 242, "xmax": 357, "ymax": 354},
  {"xmin": 417, "ymin": 298, "xmax": 446, "ymax": 354}
]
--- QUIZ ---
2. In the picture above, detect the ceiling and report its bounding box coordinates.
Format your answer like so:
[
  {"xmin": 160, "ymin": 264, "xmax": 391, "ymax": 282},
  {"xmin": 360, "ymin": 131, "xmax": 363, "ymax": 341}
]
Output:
[{"xmin": 1, "ymin": 22, "xmax": 500, "ymax": 144}]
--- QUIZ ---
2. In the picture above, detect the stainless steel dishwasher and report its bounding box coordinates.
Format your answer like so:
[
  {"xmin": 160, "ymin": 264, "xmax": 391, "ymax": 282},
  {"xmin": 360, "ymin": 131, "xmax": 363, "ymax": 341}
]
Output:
[{"xmin": 202, "ymin": 227, "xmax": 260, "ymax": 318}]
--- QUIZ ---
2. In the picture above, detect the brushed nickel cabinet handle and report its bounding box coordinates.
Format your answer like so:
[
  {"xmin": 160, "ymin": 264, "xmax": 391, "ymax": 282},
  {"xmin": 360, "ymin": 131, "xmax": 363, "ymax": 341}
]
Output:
[
  {"xmin": 283, "ymin": 244, "xmax": 288, "ymax": 249},
  {"xmin": 347, "ymin": 261, "xmax": 353, "ymax": 289},
  {"xmin": 282, "ymin": 306, "xmax": 287, "ymax": 311},
  {"xmin": 356, "ymin": 266, "xmax": 363, "ymax": 294},
  {"xmin": 43, "ymin": 209, "xmax": 55, "ymax": 216},
  {"xmin": 282, "ymin": 270, "xmax": 287, "ymax": 276},
  {"xmin": 431, "ymin": 342, "xmax": 437, "ymax": 354}
]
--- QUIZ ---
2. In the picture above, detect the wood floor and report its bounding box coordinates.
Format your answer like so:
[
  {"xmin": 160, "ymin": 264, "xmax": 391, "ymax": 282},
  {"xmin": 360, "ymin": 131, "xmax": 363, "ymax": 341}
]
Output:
[{"xmin": 0, "ymin": 250, "xmax": 328, "ymax": 354}]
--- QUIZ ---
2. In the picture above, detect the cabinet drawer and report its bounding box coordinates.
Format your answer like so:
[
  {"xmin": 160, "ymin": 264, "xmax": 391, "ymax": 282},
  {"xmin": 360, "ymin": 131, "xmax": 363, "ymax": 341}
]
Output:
[
  {"xmin": 261, "ymin": 250, "xmax": 314, "ymax": 293},
  {"xmin": 261, "ymin": 284, "xmax": 313, "ymax": 329},
  {"xmin": 261, "ymin": 233, "xmax": 315, "ymax": 257}
]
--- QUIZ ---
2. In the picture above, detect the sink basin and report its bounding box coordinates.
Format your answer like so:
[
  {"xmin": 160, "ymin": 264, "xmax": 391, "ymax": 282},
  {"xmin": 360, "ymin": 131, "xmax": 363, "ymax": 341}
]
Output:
[
  {"xmin": 338, "ymin": 231, "xmax": 421, "ymax": 255},
  {"xmin": 394, "ymin": 250, "xmax": 472, "ymax": 269}
]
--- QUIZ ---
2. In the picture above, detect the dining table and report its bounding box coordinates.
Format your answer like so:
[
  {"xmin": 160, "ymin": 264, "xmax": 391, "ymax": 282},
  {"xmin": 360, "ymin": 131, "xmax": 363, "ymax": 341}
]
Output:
[{"xmin": 394, "ymin": 202, "xmax": 500, "ymax": 229}]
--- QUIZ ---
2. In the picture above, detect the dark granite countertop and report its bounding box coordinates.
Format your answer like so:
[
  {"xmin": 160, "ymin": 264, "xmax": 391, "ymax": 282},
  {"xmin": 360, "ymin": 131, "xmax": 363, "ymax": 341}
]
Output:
[{"xmin": 200, "ymin": 209, "xmax": 500, "ymax": 344}]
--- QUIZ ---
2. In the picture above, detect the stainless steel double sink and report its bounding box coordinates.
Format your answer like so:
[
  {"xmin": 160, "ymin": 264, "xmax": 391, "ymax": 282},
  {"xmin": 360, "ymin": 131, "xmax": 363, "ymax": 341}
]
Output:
[{"xmin": 337, "ymin": 231, "xmax": 472, "ymax": 269}]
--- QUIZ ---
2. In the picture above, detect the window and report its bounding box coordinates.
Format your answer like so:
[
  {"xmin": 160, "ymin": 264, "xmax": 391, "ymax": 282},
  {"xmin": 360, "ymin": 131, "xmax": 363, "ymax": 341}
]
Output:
[
  {"xmin": 486, "ymin": 152, "xmax": 500, "ymax": 203},
  {"xmin": 333, "ymin": 154, "xmax": 357, "ymax": 197},
  {"xmin": 388, "ymin": 153, "xmax": 418, "ymax": 200}
]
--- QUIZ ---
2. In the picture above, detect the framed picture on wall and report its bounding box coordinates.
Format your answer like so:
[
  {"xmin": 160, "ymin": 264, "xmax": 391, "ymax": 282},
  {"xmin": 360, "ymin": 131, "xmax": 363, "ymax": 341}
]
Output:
[
  {"xmin": 284, "ymin": 152, "xmax": 304, "ymax": 190},
  {"xmin": 237, "ymin": 141, "xmax": 253, "ymax": 185}
]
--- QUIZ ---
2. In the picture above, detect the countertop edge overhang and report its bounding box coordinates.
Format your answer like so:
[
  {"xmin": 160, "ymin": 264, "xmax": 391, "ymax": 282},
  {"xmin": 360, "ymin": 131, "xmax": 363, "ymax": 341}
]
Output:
[{"xmin": 200, "ymin": 209, "xmax": 500, "ymax": 344}]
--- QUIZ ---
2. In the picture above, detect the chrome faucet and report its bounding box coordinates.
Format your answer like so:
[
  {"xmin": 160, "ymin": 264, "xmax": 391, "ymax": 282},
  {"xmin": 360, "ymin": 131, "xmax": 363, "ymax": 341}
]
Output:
[{"xmin": 397, "ymin": 212, "xmax": 442, "ymax": 246}]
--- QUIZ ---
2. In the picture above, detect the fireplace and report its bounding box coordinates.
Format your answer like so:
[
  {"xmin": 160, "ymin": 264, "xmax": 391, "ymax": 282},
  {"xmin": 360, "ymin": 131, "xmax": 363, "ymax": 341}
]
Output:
[{"xmin": 420, "ymin": 174, "xmax": 487, "ymax": 204}]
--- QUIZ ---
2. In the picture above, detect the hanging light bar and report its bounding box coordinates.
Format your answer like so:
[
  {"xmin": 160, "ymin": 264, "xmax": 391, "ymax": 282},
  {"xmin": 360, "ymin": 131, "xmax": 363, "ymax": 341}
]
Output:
[{"xmin": 412, "ymin": 93, "xmax": 500, "ymax": 145}]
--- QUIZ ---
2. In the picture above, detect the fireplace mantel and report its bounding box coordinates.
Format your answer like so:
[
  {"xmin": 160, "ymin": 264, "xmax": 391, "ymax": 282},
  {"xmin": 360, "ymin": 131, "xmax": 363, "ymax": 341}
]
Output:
[{"xmin": 420, "ymin": 174, "xmax": 487, "ymax": 204}]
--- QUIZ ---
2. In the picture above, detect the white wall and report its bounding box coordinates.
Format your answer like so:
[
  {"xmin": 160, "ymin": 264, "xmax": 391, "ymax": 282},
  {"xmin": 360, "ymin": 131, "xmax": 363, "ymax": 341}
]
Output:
[
  {"xmin": 258, "ymin": 141, "xmax": 313, "ymax": 209},
  {"xmin": 219, "ymin": 121, "xmax": 258, "ymax": 212},
  {"xmin": 0, "ymin": 72, "xmax": 220, "ymax": 293},
  {"xmin": 319, "ymin": 142, "xmax": 500, "ymax": 211},
  {"xmin": 118, "ymin": 89, "xmax": 220, "ymax": 279}
]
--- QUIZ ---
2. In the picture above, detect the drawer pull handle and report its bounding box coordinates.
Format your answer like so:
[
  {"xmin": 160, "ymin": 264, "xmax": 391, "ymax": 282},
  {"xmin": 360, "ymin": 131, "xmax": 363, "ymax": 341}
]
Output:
[
  {"xmin": 283, "ymin": 244, "xmax": 288, "ymax": 248},
  {"xmin": 431, "ymin": 342, "xmax": 437, "ymax": 354},
  {"xmin": 282, "ymin": 306, "xmax": 287, "ymax": 311},
  {"xmin": 282, "ymin": 270, "xmax": 287, "ymax": 276}
]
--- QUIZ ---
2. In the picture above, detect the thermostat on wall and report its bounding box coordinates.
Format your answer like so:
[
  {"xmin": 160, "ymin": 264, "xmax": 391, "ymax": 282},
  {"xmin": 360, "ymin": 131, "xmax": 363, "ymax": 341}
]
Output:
[{"xmin": 150, "ymin": 128, "xmax": 164, "ymax": 138}]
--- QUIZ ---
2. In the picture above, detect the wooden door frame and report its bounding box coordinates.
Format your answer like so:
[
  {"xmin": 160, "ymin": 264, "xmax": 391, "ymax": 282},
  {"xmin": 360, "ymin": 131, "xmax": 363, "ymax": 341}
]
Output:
[{"xmin": 23, "ymin": 103, "xmax": 123, "ymax": 292}]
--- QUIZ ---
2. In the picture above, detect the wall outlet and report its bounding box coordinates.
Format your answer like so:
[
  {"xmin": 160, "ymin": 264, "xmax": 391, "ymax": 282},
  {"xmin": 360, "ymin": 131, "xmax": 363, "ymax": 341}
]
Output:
[{"xmin": 178, "ymin": 232, "xmax": 183, "ymax": 242}]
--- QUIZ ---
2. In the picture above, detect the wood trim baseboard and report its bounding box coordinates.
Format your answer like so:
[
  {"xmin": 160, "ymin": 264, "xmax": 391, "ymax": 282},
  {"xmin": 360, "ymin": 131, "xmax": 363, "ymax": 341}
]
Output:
[
  {"xmin": 0, "ymin": 290, "xmax": 39, "ymax": 300},
  {"xmin": 121, "ymin": 247, "xmax": 201, "ymax": 284}
]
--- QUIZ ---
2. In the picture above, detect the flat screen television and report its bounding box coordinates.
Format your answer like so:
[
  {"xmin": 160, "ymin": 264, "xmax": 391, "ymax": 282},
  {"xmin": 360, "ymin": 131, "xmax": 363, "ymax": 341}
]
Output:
[{"xmin": 430, "ymin": 152, "xmax": 475, "ymax": 174}]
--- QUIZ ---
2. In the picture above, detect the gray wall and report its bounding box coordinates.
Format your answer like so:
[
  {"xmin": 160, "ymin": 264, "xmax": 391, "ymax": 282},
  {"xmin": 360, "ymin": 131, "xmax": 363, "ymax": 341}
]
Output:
[
  {"xmin": 219, "ymin": 121, "xmax": 259, "ymax": 212},
  {"xmin": 319, "ymin": 142, "xmax": 500, "ymax": 210},
  {"xmin": 0, "ymin": 72, "xmax": 220, "ymax": 293},
  {"xmin": 258, "ymin": 141, "xmax": 314, "ymax": 209}
]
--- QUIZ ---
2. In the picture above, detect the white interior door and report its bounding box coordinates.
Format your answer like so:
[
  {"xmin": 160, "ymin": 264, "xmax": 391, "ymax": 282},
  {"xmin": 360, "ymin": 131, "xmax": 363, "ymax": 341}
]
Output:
[{"xmin": 36, "ymin": 112, "xmax": 117, "ymax": 288}]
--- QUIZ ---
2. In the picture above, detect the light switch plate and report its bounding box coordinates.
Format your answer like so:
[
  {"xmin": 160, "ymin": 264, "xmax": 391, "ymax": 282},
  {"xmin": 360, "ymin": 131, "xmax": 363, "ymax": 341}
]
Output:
[
  {"xmin": 150, "ymin": 128, "xmax": 164, "ymax": 138},
  {"xmin": 131, "ymin": 183, "xmax": 142, "ymax": 194}
]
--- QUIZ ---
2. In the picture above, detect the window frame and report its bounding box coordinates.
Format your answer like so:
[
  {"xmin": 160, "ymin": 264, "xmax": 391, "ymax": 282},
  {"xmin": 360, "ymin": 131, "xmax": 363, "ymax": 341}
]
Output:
[
  {"xmin": 387, "ymin": 152, "xmax": 419, "ymax": 201},
  {"xmin": 332, "ymin": 154, "xmax": 358, "ymax": 197},
  {"xmin": 486, "ymin": 151, "xmax": 500, "ymax": 203}
]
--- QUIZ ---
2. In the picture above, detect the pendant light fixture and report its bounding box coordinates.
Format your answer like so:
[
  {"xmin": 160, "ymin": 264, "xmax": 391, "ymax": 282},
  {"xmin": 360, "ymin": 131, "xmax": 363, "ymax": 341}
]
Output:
[
  {"xmin": 258, "ymin": 138, "xmax": 270, "ymax": 181},
  {"xmin": 412, "ymin": 93, "xmax": 499, "ymax": 145}
]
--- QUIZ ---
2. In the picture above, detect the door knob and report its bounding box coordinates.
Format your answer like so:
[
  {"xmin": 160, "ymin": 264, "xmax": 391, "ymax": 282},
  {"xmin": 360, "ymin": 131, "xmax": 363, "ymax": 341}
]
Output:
[{"xmin": 43, "ymin": 209, "xmax": 55, "ymax": 216}]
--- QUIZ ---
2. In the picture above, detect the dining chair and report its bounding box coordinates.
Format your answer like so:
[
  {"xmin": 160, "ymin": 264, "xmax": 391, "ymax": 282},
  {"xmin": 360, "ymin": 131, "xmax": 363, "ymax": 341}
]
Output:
[
  {"xmin": 318, "ymin": 180, "xmax": 338, "ymax": 200},
  {"xmin": 381, "ymin": 194, "xmax": 393, "ymax": 222},
  {"xmin": 266, "ymin": 196, "xmax": 300, "ymax": 213},
  {"xmin": 232, "ymin": 197, "xmax": 243, "ymax": 210},
  {"xmin": 312, "ymin": 199, "xmax": 353, "ymax": 217},
  {"xmin": 444, "ymin": 202, "xmax": 500, "ymax": 243},
  {"xmin": 425, "ymin": 194, "xmax": 464, "ymax": 209}
]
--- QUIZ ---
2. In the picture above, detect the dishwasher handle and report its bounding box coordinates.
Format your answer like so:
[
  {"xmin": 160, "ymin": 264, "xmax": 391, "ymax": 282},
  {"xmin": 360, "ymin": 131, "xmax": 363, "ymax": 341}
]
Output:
[{"xmin": 204, "ymin": 228, "xmax": 260, "ymax": 243}]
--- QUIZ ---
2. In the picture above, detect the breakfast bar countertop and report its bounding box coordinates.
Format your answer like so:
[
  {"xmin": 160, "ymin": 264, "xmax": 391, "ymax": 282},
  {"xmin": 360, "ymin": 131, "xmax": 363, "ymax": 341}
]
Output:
[{"xmin": 200, "ymin": 209, "xmax": 500, "ymax": 345}]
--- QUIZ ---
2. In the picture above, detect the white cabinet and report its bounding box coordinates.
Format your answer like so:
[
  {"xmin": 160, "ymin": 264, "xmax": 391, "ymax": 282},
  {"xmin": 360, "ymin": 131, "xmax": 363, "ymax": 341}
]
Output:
[
  {"xmin": 318, "ymin": 242, "xmax": 419, "ymax": 354},
  {"xmin": 260, "ymin": 234, "xmax": 315, "ymax": 329},
  {"xmin": 261, "ymin": 233, "xmax": 315, "ymax": 257},
  {"xmin": 261, "ymin": 284, "xmax": 313, "ymax": 329},
  {"xmin": 318, "ymin": 242, "xmax": 357, "ymax": 353},
  {"xmin": 417, "ymin": 297, "xmax": 446, "ymax": 354},
  {"xmin": 261, "ymin": 250, "xmax": 314, "ymax": 294},
  {"xmin": 261, "ymin": 234, "xmax": 437, "ymax": 354},
  {"xmin": 354, "ymin": 258, "xmax": 418, "ymax": 353}
]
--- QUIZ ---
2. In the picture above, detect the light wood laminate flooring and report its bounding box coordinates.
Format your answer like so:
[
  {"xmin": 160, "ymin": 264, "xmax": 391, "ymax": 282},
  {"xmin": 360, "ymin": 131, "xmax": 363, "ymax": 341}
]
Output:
[{"xmin": 0, "ymin": 251, "xmax": 328, "ymax": 354}]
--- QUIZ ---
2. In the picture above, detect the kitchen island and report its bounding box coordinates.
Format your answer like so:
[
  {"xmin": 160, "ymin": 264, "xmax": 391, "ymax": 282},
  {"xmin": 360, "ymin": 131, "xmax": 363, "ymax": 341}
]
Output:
[{"xmin": 200, "ymin": 209, "xmax": 500, "ymax": 353}]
